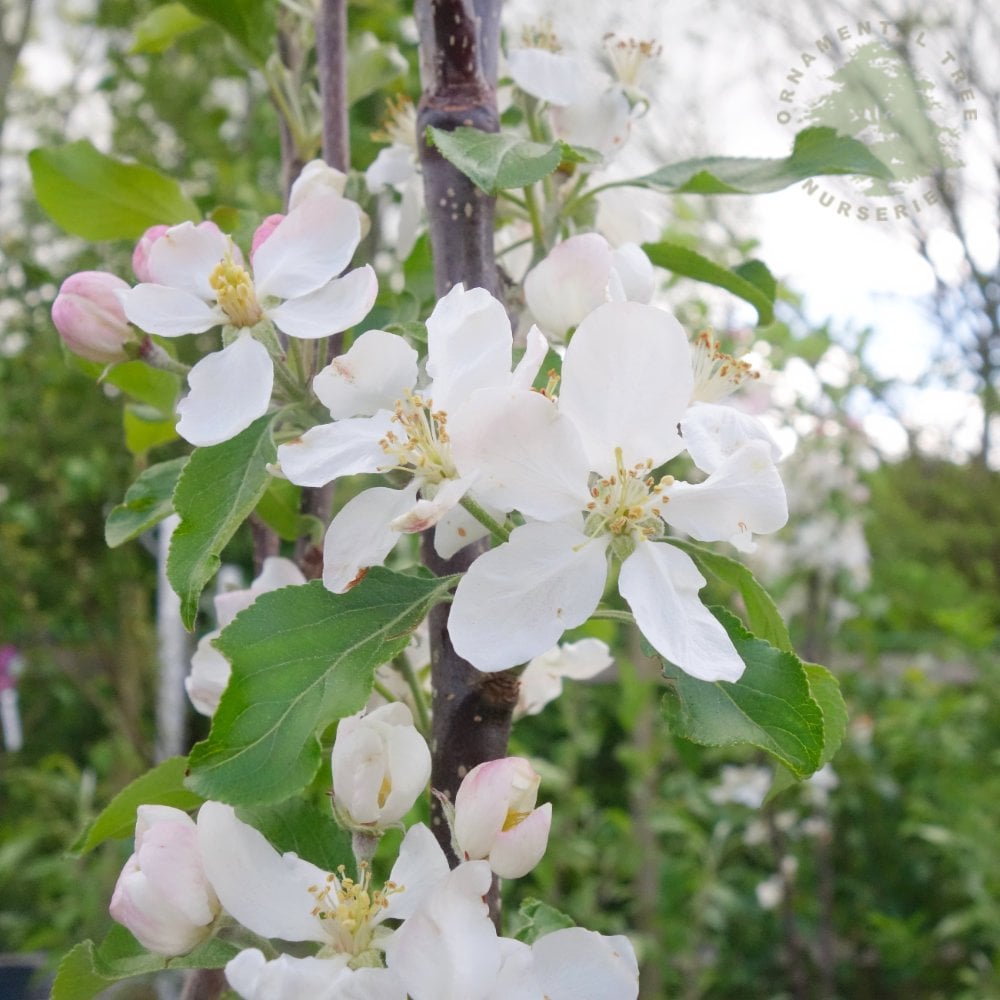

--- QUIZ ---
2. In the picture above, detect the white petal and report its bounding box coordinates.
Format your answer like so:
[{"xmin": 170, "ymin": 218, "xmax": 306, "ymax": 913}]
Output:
[
  {"xmin": 666, "ymin": 440, "xmax": 788, "ymax": 551},
  {"xmin": 366, "ymin": 145, "xmax": 418, "ymax": 191},
  {"xmin": 449, "ymin": 522, "xmax": 609, "ymax": 672},
  {"xmin": 425, "ymin": 284, "xmax": 513, "ymax": 413},
  {"xmin": 489, "ymin": 802, "xmax": 552, "ymax": 879},
  {"xmin": 197, "ymin": 802, "xmax": 329, "ymax": 943},
  {"xmin": 611, "ymin": 243, "xmax": 655, "ymax": 303},
  {"xmin": 288, "ymin": 159, "xmax": 348, "ymax": 208},
  {"xmin": 560, "ymin": 302, "xmax": 693, "ymax": 473},
  {"xmin": 487, "ymin": 939, "xmax": 540, "ymax": 1000},
  {"xmin": 252, "ymin": 556, "xmax": 308, "ymax": 594},
  {"xmin": 253, "ymin": 192, "xmax": 361, "ymax": 300},
  {"xmin": 432, "ymin": 497, "xmax": 494, "ymax": 559},
  {"xmin": 267, "ymin": 265, "xmax": 378, "ymax": 340},
  {"xmin": 395, "ymin": 176, "xmax": 424, "ymax": 260},
  {"xmin": 276, "ymin": 411, "xmax": 392, "ymax": 488},
  {"xmin": 381, "ymin": 823, "xmax": 450, "ymax": 922},
  {"xmin": 313, "ymin": 329, "xmax": 417, "ymax": 419},
  {"xmin": 681, "ymin": 402, "xmax": 781, "ymax": 474},
  {"xmin": 185, "ymin": 633, "xmax": 230, "ymax": 716},
  {"xmin": 226, "ymin": 950, "xmax": 353, "ymax": 1000},
  {"xmin": 507, "ymin": 48, "xmax": 586, "ymax": 106},
  {"xmin": 551, "ymin": 86, "xmax": 631, "ymax": 158},
  {"xmin": 516, "ymin": 638, "xmax": 613, "ymax": 717},
  {"xmin": 123, "ymin": 283, "xmax": 221, "ymax": 337},
  {"xmin": 322, "ymin": 483, "xmax": 419, "ymax": 592},
  {"xmin": 449, "ymin": 387, "xmax": 590, "ymax": 520},
  {"xmin": 532, "ymin": 928, "xmax": 639, "ymax": 1000},
  {"xmin": 390, "ymin": 476, "xmax": 473, "ymax": 534},
  {"xmin": 618, "ymin": 542, "xmax": 744, "ymax": 682},
  {"xmin": 176, "ymin": 335, "xmax": 273, "ymax": 447},
  {"xmin": 147, "ymin": 221, "xmax": 228, "ymax": 300},
  {"xmin": 510, "ymin": 325, "xmax": 549, "ymax": 389}
]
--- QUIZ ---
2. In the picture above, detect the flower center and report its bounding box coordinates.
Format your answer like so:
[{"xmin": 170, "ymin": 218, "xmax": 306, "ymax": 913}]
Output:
[
  {"xmin": 373, "ymin": 95, "xmax": 418, "ymax": 152},
  {"xmin": 603, "ymin": 34, "xmax": 662, "ymax": 90},
  {"xmin": 520, "ymin": 20, "xmax": 562, "ymax": 52},
  {"xmin": 309, "ymin": 864, "xmax": 400, "ymax": 956},
  {"xmin": 209, "ymin": 255, "xmax": 263, "ymax": 329},
  {"xmin": 690, "ymin": 330, "xmax": 759, "ymax": 402},
  {"xmin": 379, "ymin": 391, "xmax": 457, "ymax": 484},
  {"xmin": 583, "ymin": 448, "xmax": 672, "ymax": 558}
]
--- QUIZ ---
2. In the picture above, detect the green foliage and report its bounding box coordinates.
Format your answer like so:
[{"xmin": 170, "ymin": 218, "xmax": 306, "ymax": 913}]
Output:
[
  {"xmin": 105, "ymin": 457, "xmax": 187, "ymax": 547},
  {"xmin": 238, "ymin": 795, "xmax": 353, "ymax": 873},
  {"xmin": 187, "ymin": 571, "xmax": 456, "ymax": 804},
  {"xmin": 130, "ymin": 3, "xmax": 206, "ymax": 53},
  {"xmin": 177, "ymin": 0, "xmax": 276, "ymax": 66},
  {"xmin": 510, "ymin": 899, "xmax": 577, "ymax": 944},
  {"xmin": 29, "ymin": 141, "xmax": 201, "ymax": 240}
]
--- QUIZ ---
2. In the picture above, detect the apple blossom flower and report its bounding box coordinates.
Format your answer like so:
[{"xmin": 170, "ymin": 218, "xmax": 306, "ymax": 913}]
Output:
[
  {"xmin": 51, "ymin": 271, "xmax": 136, "ymax": 364},
  {"xmin": 331, "ymin": 703, "xmax": 431, "ymax": 832},
  {"xmin": 446, "ymin": 301, "xmax": 787, "ymax": 681},
  {"xmin": 276, "ymin": 284, "xmax": 548, "ymax": 593},
  {"xmin": 454, "ymin": 757, "xmax": 552, "ymax": 879},
  {"xmin": 515, "ymin": 638, "xmax": 613, "ymax": 719},
  {"xmin": 196, "ymin": 803, "xmax": 449, "ymax": 963},
  {"xmin": 289, "ymin": 158, "xmax": 348, "ymax": 209},
  {"xmin": 185, "ymin": 557, "xmax": 306, "ymax": 716},
  {"xmin": 109, "ymin": 805, "xmax": 220, "ymax": 956},
  {"xmin": 132, "ymin": 225, "xmax": 170, "ymax": 282},
  {"xmin": 523, "ymin": 233, "xmax": 653, "ymax": 339},
  {"xmin": 708, "ymin": 764, "xmax": 772, "ymax": 809},
  {"xmin": 225, "ymin": 949, "xmax": 405, "ymax": 1000},
  {"xmin": 122, "ymin": 193, "xmax": 377, "ymax": 446}
]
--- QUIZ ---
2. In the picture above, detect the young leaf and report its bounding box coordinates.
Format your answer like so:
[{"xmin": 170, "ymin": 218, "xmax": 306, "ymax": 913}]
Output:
[
  {"xmin": 105, "ymin": 457, "xmax": 188, "ymax": 548},
  {"xmin": 253, "ymin": 476, "xmax": 305, "ymax": 541},
  {"xmin": 666, "ymin": 539, "xmax": 792, "ymax": 652},
  {"xmin": 186, "ymin": 570, "xmax": 457, "ymax": 805},
  {"xmin": 29, "ymin": 141, "xmax": 200, "ymax": 240},
  {"xmin": 658, "ymin": 608, "xmax": 824, "ymax": 778},
  {"xmin": 168, "ymin": 415, "xmax": 276, "ymax": 629},
  {"xmin": 105, "ymin": 361, "xmax": 181, "ymax": 413},
  {"xmin": 72, "ymin": 756, "xmax": 203, "ymax": 854},
  {"xmin": 633, "ymin": 127, "xmax": 892, "ymax": 195},
  {"xmin": 130, "ymin": 3, "xmax": 206, "ymax": 53},
  {"xmin": 178, "ymin": 0, "xmax": 276, "ymax": 66},
  {"xmin": 511, "ymin": 898, "xmax": 577, "ymax": 944},
  {"xmin": 426, "ymin": 126, "xmax": 563, "ymax": 194},
  {"xmin": 642, "ymin": 243, "xmax": 777, "ymax": 326},
  {"xmin": 123, "ymin": 405, "xmax": 180, "ymax": 456}
]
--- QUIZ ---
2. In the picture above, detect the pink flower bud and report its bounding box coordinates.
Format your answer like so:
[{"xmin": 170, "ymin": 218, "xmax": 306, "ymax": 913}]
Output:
[
  {"xmin": 251, "ymin": 214, "xmax": 284, "ymax": 261},
  {"xmin": 109, "ymin": 805, "xmax": 220, "ymax": 956},
  {"xmin": 454, "ymin": 757, "xmax": 552, "ymax": 879},
  {"xmin": 132, "ymin": 224, "xmax": 170, "ymax": 281},
  {"xmin": 331, "ymin": 703, "xmax": 431, "ymax": 831},
  {"xmin": 51, "ymin": 271, "xmax": 134, "ymax": 364}
]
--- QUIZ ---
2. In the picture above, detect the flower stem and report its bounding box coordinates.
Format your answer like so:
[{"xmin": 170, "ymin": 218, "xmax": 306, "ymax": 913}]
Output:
[
  {"xmin": 459, "ymin": 495, "xmax": 511, "ymax": 543},
  {"xmin": 394, "ymin": 653, "xmax": 431, "ymax": 736},
  {"xmin": 590, "ymin": 607, "xmax": 636, "ymax": 625},
  {"xmin": 137, "ymin": 337, "xmax": 191, "ymax": 376}
]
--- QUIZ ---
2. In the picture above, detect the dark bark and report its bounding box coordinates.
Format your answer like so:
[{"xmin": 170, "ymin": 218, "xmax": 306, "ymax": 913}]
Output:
[
  {"xmin": 316, "ymin": 0, "xmax": 349, "ymax": 172},
  {"xmin": 180, "ymin": 968, "xmax": 227, "ymax": 1000}
]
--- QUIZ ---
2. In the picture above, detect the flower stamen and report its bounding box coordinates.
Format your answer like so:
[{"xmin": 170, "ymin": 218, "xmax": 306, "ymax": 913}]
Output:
[
  {"xmin": 209, "ymin": 253, "xmax": 263, "ymax": 329},
  {"xmin": 690, "ymin": 330, "xmax": 759, "ymax": 402}
]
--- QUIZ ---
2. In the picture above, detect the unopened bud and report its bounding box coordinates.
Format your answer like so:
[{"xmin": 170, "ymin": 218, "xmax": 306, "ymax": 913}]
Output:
[{"xmin": 51, "ymin": 271, "xmax": 134, "ymax": 364}]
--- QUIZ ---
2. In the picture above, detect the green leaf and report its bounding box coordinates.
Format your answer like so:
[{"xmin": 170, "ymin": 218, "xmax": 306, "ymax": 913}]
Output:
[
  {"xmin": 179, "ymin": 0, "xmax": 276, "ymax": 65},
  {"xmin": 52, "ymin": 927, "xmax": 239, "ymax": 1000},
  {"xmin": 72, "ymin": 756, "xmax": 203, "ymax": 854},
  {"xmin": 29, "ymin": 141, "xmax": 200, "ymax": 240},
  {"xmin": 642, "ymin": 242, "xmax": 776, "ymax": 325},
  {"xmin": 105, "ymin": 457, "xmax": 188, "ymax": 548},
  {"xmin": 667, "ymin": 539, "xmax": 792, "ymax": 652},
  {"xmin": 556, "ymin": 141, "xmax": 603, "ymax": 166},
  {"xmin": 187, "ymin": 570, "xmax": 456, "ymax": 805},
  {"xmin": 347, "ymin": 32, "xmax": 409, "ymax": 105},
  {"xmin": 768, "ymin": 663, "xmax": 848, "ymax": 800},
  {"xmin": 254, "ymin": 476, "xmax": 304, "ymax": 541},
  {"xmin": 123, "ymin": 404, "xmax": 179, "ymax": 456},
  {"xmin": 634, "ymin": 127, "xmax": 892, "ymax": 195},
  {"xmin": 238, "ymin": 796, "xmax": 353, "ymax": 872},
  {"xmin": 426, "ymin": 126, "xmax": 563, "ymax": 194},
  {"xmin": 510, "ymin": 898, "xmax": 577, "ymax": 944},
  {"xmin": 658, "ymin": 608, "xmax": 824, "ymax": 777},
  {"xmin": 105, "ymin": 360, "xmax": 181, "ymax": 412},
  {"xmin": 168, "ymin": 415, "xmax": 276, "ymax": 629},
  {"xmin": 130, "ymin": 3, "xmax": 206, "ymax": 53}
]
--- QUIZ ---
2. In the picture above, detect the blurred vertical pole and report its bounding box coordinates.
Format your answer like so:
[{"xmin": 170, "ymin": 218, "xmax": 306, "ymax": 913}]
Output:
[
  {"xmin": 154, "ymin": 514, "xmax": 189, "ymax": 761},
  {"xmin": 415, "ymin": 0, "xmax": 516, "ymax": 926}
]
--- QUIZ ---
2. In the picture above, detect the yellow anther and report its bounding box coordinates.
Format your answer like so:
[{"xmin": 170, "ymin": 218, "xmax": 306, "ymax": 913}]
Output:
[{"xmin": 209, "ymin": 255, "xmax": 263, "ymax": 328}]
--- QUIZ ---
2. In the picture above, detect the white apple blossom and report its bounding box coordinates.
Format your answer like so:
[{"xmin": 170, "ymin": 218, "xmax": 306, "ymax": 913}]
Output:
[
  {"xmin": 331, "ymin": 703, "xmax": 431, "ymax": 832},
  {"xmin": 225, "ymin": 949, "xmax": 405, "ymax": 1000},
  {"xmin": 276, "ymin": 284, "xmax": 548, "ymax": 593},
  {"xmin": 122, "ymin": 193, "xmax": 377, "ymax": 446},
  {"xmin": 454, "ymin": 757, "xmax": 552, "ymax": 879},
  {"xmin": 515, "ymin": 638, "xmax": 613, "ymax": 719},
  {"xmin": 109, "ymin": 805, "xmax": 220, "ymax": 956},
  {"xmin": 446, "ymin": 301, "xmax": 788, "ymax": 681}
]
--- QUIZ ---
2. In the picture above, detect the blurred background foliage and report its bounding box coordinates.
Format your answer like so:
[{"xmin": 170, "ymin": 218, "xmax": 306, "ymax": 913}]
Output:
[{"xmin": 1, "ymin": 1, "xmax": 998, "ymax": 998}]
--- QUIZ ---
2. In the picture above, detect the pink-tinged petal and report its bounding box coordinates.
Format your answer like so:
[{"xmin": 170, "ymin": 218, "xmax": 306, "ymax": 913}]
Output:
[
  {"xmin": 489, "ymin": 802, "xmax": 552, "ymax": 878},
  {"xmin": 510, "ymin": 325, "xmax": 549, "ymax": 390},
  {"xmin": 52, "ymin": 271, "xmax": 134, "ymax": 363},
  {"xmin": 433, "ymin": 500, "xmax": 493, "ymax": 559},
  {"xmin": 619, "ymin": 543, "xmax": 744, "ymax": 682},
  {"xmin": 135, "ymin": 820, "xmax": 217, "ymax": 926},
  {"xmin": 176, "ymin": 335, "xmax": 273, "ymax": 447},
  {"xmin": 123, "ymin": 283, "xmax": 222, "ymax": 337},
  {"xmin": 560, "ymin": 302, "xmax": 693, "ymax": 473},
  {"xmin": 666, "ymin": 440, "xmax": 788, "ymax": 551},
  {"xmin": 253, "ymin": 192, "xmax": 361, "ymax": 300},
  {"xmin": 507, "ymin": 47, "xmax": 586, "ymax": 106},
  {"xmin": 147, "ymin": 221, "xmax": 228, "ymax": 300},
  {"xmin": 390, "ymin": 476, "xmax": 473, "ymax": 534},
  {"xmin": 532, "ymin": 928, "xmax": 639, "ymax": 1000},
  {"xmin": 250, "ymin": 214, "xmax": 284, "ymax": 261},
  {"xmin": 425, "ymin": 284, "xmax": 513, "ymax": 413},
  {"xmin": 322, "ymin": 483, "xmax": 419, "ymax": 592},
  {"xmin": 450, "ymin": 387, "xmax": 591, "ymax": 520},
  {"xmin": 383, "ymin": 862, "xmax": 499, "ymax": 1000},
  {"xmin": 454, "ymin": 759, "xmax": 522, "ymax": 859},
  {"xmin": 381, "ymin": 823, "xmax": 450, "ymax": 922},
  {"xmin": 197, "ymin": 802, "xmax": 329, "ymax": 944},
  {"xmin": 681, "ymin": 402, "xmax": 781, "ymax": 474},
  {"xmin": 267, "ymin": 265, "xmax": 378, "ymax": 340},
  {"xmin": 524, "ymin": 234, "xmax": 614, "ymax": 338},
  {"xmin": 313, "ymin": 328, "xmax": 417, "ymax": 419},
  {"xmin": 133, "ymin": 225, "xmax": 170, "ymax": 282},
  {"xmin": 449, "ymin": 522, "xmax": 609, "ymax": 672},
  {"xmin": 276, "ymin": 411, "xmax": 392, "ymax": 488}
]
